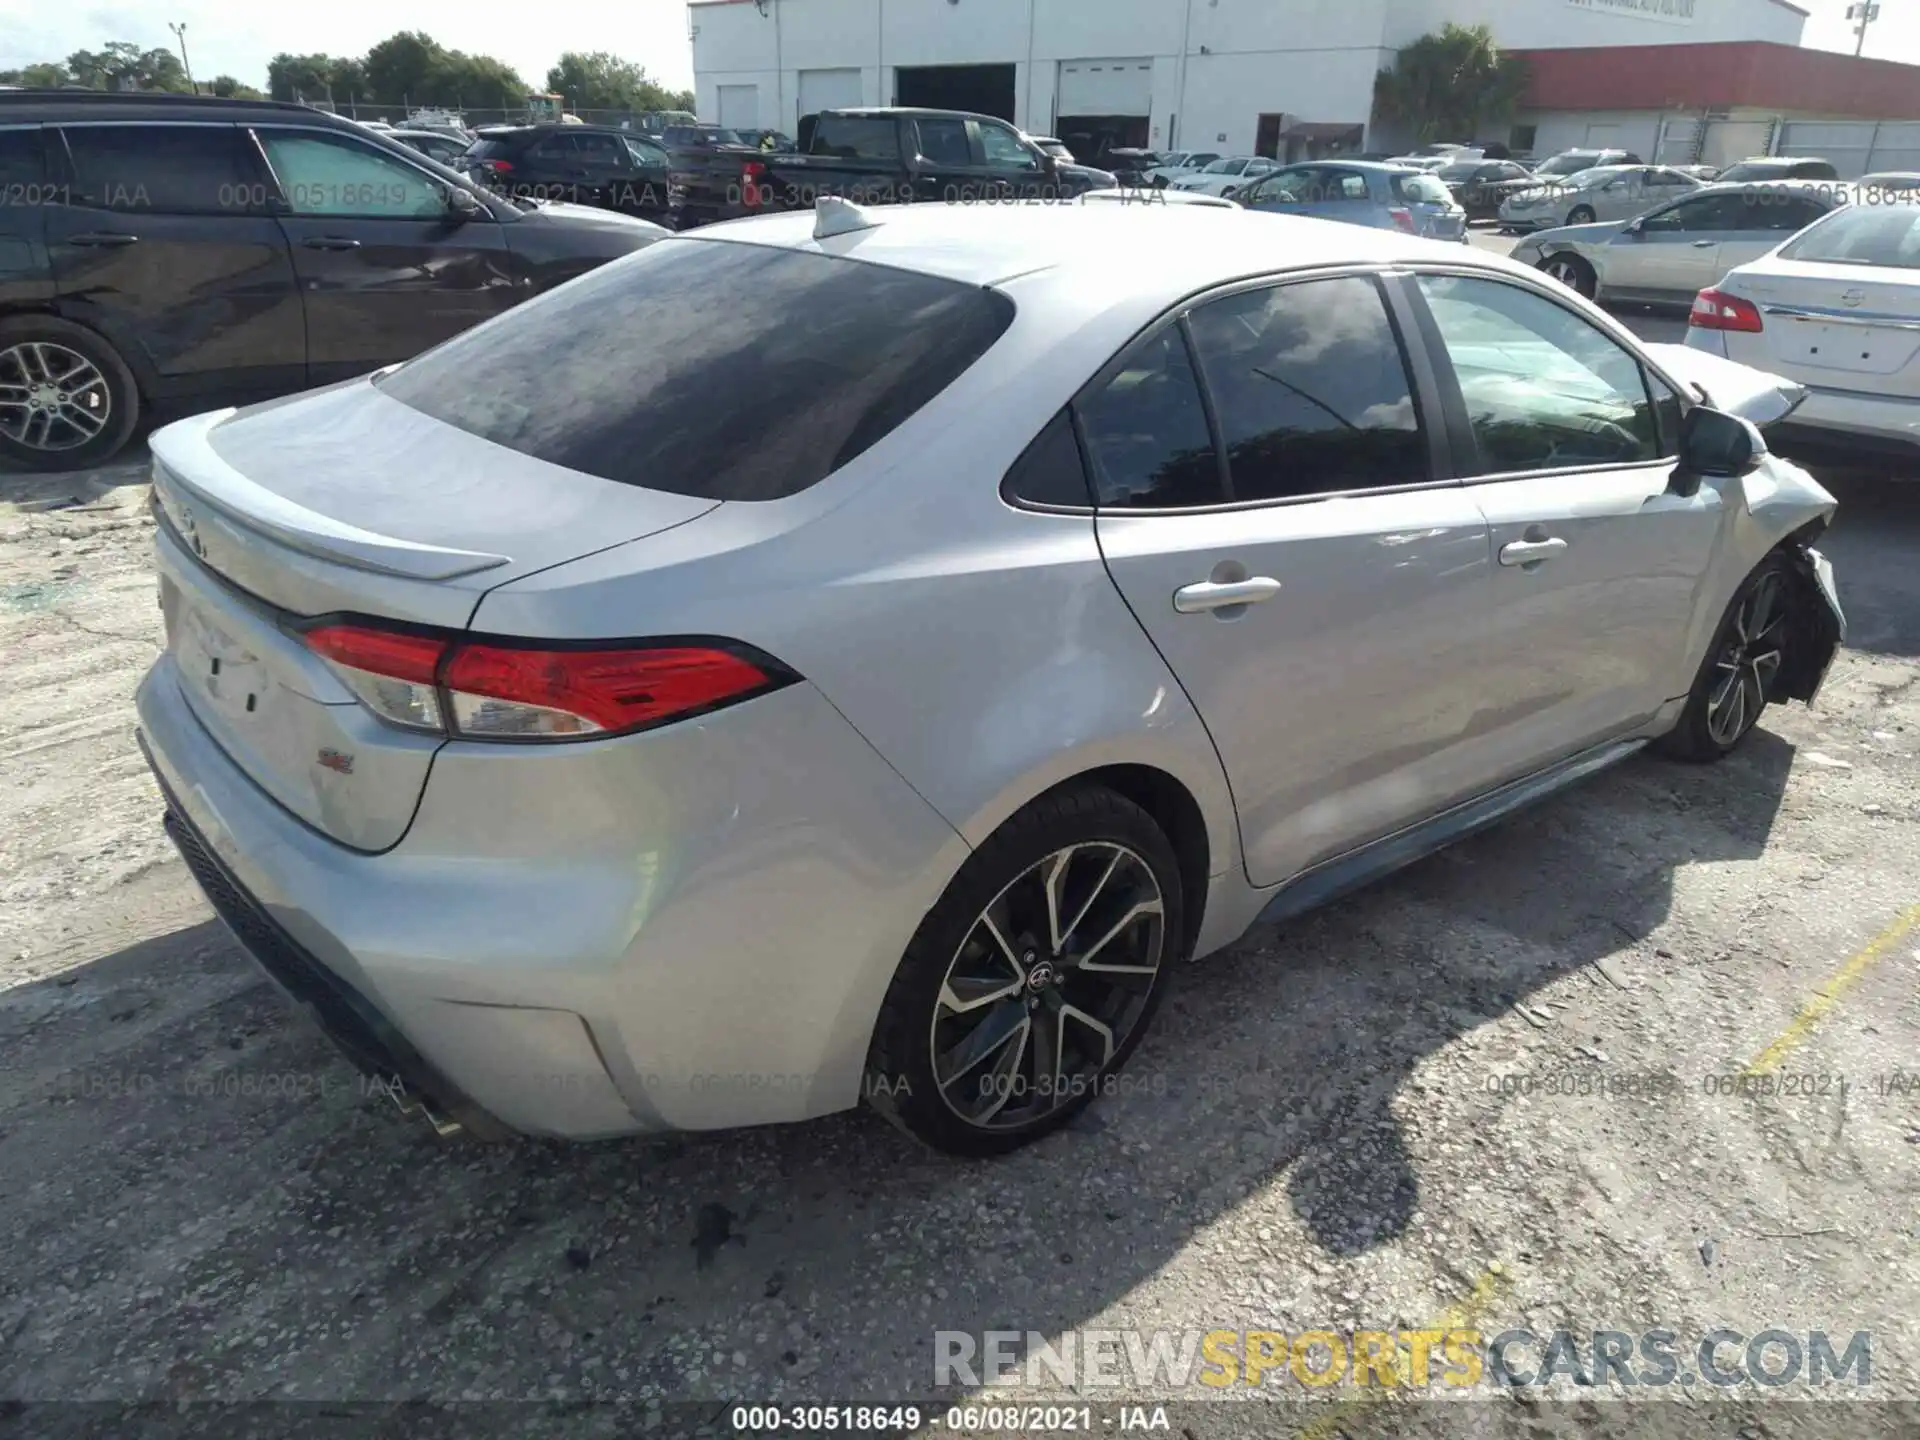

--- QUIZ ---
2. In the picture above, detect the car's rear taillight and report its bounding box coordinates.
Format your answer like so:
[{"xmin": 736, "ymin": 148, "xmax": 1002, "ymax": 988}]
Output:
[
  {"xmin": 1388, "ymin": 206, "xmax": 1416, "ymax": 232},
  {"xmin": 479, "ymin": 158, "xmax": 513, "ymax": 174},
  {"xmin": 741, "ymin": 159, "xmax": 766, "ymax": 208},
  {"xmin": 1690, "ymin": 287, "xmax": 1764, "ymax": 333},
  {"xmin": 299, "ymin": 622, "xmax": 788, "ymax": 742}
]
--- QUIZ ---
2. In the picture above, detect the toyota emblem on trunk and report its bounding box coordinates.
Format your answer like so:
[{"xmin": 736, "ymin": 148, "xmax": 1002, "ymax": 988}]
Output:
[{"xmin": 1841, "ymin": 288, "xmax": 1865, "ymax": 308}]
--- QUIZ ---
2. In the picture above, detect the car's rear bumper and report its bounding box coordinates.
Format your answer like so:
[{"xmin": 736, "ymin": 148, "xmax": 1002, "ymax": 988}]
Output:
[
  {"xmin": 1767, "ymin": 385, "xmax": 1920, "ymax": 460},
  {"xmin": 136, "ymin": 652, "xmax": 967, "ymax": 1140}
]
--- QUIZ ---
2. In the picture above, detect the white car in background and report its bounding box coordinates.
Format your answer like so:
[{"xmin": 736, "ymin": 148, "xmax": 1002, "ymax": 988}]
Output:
[
  {"xmin": 1689, "ymin": 198, "xmax": 1920, "ymax": 457},
  {"xmin": 1141, "ymin": 151, "xmax": 1221, "ymax": 186},
  {"xmin": 1499, "ymin": 164, "xmax": 1702, "ymax": 232},
  {"xmin": 1170, "ymin": 155, "xmax": 1279, "ymax": 197}
]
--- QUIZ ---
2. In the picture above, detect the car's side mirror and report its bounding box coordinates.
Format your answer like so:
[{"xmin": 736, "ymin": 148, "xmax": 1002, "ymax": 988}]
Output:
[
  {"xmin": 1670, "ymin": 406, "xmax": 1764, "ymax": 496},
  {"xmin": 446, "ymin": 185, "xmax": 484, "ymax": 221},
  {"xmin": 1625, "ymin": 216, "xmax": 1644, "ymax": 234}
]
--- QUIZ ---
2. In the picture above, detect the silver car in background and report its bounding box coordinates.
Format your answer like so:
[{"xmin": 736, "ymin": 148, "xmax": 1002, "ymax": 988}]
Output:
[
  {"xmin": 136, "ymin": 202, "xmax": 1842, "ymax": 1158},
  {"xmin": 1170, "ymin": 155, "xmax": 1279, "ymax": 197},
  {"xmin": 1237, "ymin": 160, "xmax": 1468, "ymax": 240},
  {"xmin": 1515, "ymin": 180, "xmax": 1850, "ymax": 305},
  {"xmin": 1499, "ymin": 163, "xmax": 1702, "ymax": 232}
]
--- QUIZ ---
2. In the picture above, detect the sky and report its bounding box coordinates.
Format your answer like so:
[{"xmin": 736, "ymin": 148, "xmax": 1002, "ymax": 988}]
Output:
[
  {"xmin": 0, "ymin": 0, "xmax": 697, "ymax": 93},
  {"xmin": 0, "ymin": 0, "xmax": 1912, "ymax": 96}
]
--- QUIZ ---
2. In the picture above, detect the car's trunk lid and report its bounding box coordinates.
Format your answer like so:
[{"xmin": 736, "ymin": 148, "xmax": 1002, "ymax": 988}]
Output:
[
  {"xmin": 1725, "ymin": 259, "xmax": 1920, "ymax": 398},
  {"xmin": 147, "ymin": 378, "xmax": 719, "ymax": 851}
]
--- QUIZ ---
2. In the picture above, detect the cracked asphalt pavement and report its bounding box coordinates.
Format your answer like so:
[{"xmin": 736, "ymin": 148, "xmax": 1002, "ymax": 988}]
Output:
[{"xmin": 2, "ymin": 296, "xmax": 1917, "ymax": 1439}]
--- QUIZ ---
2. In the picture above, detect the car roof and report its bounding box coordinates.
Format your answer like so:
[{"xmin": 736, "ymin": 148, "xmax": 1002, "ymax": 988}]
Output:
[
  {"xmin": 1693, "ymin": 177, "xmax": 1845, "ymax": 195},
  {"xmin": 1283, "ymin": 159, "xmax": 1423, "ymax": 175},
  {"xmin": 0, "ymin": 90, "xmax": 358, "ymax": 127},
  {"xmin": 683, "ymin": 198, "xmax": 1482, "ymax": 291}
]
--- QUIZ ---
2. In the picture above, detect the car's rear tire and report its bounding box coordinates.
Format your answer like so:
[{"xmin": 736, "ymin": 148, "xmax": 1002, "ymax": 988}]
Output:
[
  {"xmin": 1539, "ymin": 254, "xmax": 1597, "ymax": 299},
  {"xmin": 1567, "ymin": 205, "xmax": 1597, "ymax": 225},
  {"xmin": 864, "ymin": 785, "xmax": 1183, "ymax": 1156},
  {"xmin": 1655, "ymin": 554, "xmax": 1796, "ymax": 763},
  {"xmin": 0, "ymin": 316, "xmax": 141, "ymax": 472}
]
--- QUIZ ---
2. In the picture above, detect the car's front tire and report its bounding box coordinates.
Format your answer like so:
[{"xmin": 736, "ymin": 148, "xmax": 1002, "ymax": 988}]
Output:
[
  {"xmin": 0, "ymin": 316, "xmax": 141, "ymax": 472},
  {"xmin": 1656, "ymin": 554, "xmax": 1796, "ymax": 763},
  {"xmin": 864, "ymin": 784, "xmax": 1183, "ymax": 1156},
  {"xmin": 1567, "ymin": 204, "xmax": 1597, "ymax": 225}
]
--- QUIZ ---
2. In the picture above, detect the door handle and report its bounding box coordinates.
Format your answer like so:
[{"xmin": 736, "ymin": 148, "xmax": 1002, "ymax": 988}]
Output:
[
  {"xmin": 300, "ymin": 236, "xmax": 362, "ymax": 250},
  {"xmin": 68, "ymin": 232, "xmax": 138, "ymax": 247},
  {"xmin": 1499, "ymin": 537, "xmax": 1569, "ymax": 567},
  {"xmin": 1173, "ymin": 577, "xmax": 1282, "ymax": 613},
  {"xmin": 1691, "ymin": 239, "xmax": 1716, "ymax": 248}
]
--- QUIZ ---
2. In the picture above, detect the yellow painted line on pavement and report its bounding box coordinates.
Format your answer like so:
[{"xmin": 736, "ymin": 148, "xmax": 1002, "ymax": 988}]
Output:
[
  {"xmin": 1293, "ymin": 1263, "xmax": 1511, "ymax": 1440},
  {"xmin": 1743, "ymin": 902, "xmax": 1920, "ymax": 1076}
]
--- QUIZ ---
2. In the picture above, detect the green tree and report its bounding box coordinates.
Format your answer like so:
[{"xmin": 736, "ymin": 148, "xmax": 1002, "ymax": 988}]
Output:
[
  {"xmin": 1372, "ymin": 23, "xmax": 1529, "ymax": 147},
  {"xmin": 65, "ymin": 41, "xmax": 191, "ymax": 93},
  {"xmin": 0, "ymin": 62, "xmax": 73, "ymax": 87},
  {"xmin": 208, "ymin": 75, "xmax": 264, "ymax": 100},
  {"xmin": 428, "ymin": 50, "xmax": 527, "ymax": 109},
  {"xmin": 545, "ymin": 52, "xmax": 694, "ymax": 114},
  {"xmin": 267, "ymin": 52, "xmax": 340, "ymax": 103},
  {"xmin": 363, "ymin": 30, "xmax": 443, "ymax": 108}
]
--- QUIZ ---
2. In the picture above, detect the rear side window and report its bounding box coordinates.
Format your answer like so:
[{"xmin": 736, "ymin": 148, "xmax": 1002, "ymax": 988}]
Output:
[
  {"xmin": 0, "ymin": 129, "xmax": 48, "ymax": 232},
  {"xmin": 1001, "ymin": 411, "xmax": 1093, "ymax": 508},
  {"xmin": 1394, "ymin": 173, "xmax": 1451, "ymax": 204},
  {"xmin": 812, "ymin": 116, "xmax": 900, "ymax": 161},
  {"xmin": 1076, "ymin": 326, "xmax": 1222, "ymax": 509},
  {"xmin": 378, "ymin": 239, "xmax": 1015, "ymax": 500},
  {"xmin": 61, "ymin": 124, "xmax": 249, "ymax": 214},
  {"xmin": 1186, "ymin": 276, "xmax": 1425, "ymax": 502}
]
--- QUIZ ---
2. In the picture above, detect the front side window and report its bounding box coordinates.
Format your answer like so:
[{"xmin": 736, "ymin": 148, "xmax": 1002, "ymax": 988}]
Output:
[
  {"xmin": 1415, "ymin": 273, "xmax": 1659, "ymax": 475},
  {"xmin": 379, "ymin": 239, "xmax": 1015, "ymax": 500},
  {"xmin": 977, "ymin": 122, "xmax": 1038, "ymax": 171},
  {"xmin": 61, "ymin": 124, "xmax": 248, "ymax": 214},
  {"xmin": 1076, "ymin": 326, "xmax": 1221, "ymax": 509},
  {"xmin": 1642, "ymin": 193, "xmax": 1748, "ymax": 234},
  {"xmin": 626, "ymin": 138, "xmax": 668, "ymax": 168},
  {"xmin": 257, "ymin": 130, "xmax": 446, "ymax": 218},
  {"xmin": 1186, "ymin": 276, "xmax": 1424, "ymax": 502},
  {"xmin": 571, "ymin": 132, "xmax": 625, "ymax": 162}
]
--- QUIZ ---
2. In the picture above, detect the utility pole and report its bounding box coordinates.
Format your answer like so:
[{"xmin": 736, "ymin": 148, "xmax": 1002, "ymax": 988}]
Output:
[
  {"xmin": 1846, "ymin": 1, "xmax": 1882, "ymax": 56},
  {"xmin": 168, "ymin": 22, "xmax": 197, "ymax": 93}
]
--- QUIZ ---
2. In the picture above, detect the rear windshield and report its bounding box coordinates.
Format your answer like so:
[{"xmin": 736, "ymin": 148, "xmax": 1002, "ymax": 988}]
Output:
[
  {"xmin": 1536, "ymin": 153, "xmax": 1599, "ymax": 176},
  {"xmin": 1394, "ymin": 173, "xmax": 1452, "ymax": 204},
  {"xmin": 377, "ymin": 240, "xmax": 1016, "ymax": 499},
  {"xmin": 1779, "ymin": 204, "xmax": 1920, "ymax": 269},
  {"xmin": 466, "ymin": 135, "xmax": 531, "ymax": 159}
]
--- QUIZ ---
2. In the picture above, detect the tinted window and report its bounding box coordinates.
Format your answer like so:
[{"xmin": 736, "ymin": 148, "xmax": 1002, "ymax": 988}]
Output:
[
  {"xmin": 61, "ymin": 124, "xmax": 247, "ymax": 214},
  {"xmin": 1780, "ymin": 204, "xmax": 1920, "ymax": 269},
  {"xmin": 1644, "ymin": 193, "xmax": 1751, "ymax": 233},
  {"xmin": 0, "ymin": 128, "xmax": 46, "ymax": 189},
  {"xmin": 379, "ymin": 240, "xmax": 1015, "ymax": 500},
  {"xmin": 1002, "ymin": 410, "xmax": 1093, "ymax": 508},
  {"xmin": 257, "ymin": 130, "xmax": 445, "ymax": 218},
  {"xmin": 1416, "ymin": 274, "xmax": 1658, "ymax": 474},
  {"xmin": 978, "ymin": 123, "xmax": 1039, "ymax": 171},
  {"xmin": 914, "ymin": 118, "xmax": 971, "ymax": 167},
  {"xmin": 626, "ymin": 138, "xmax": 669, "ymax": 168},
  {"xmin": 1186, "ymin": 277, "xmax": 1423, "ymax": 502},
  {"xmin": 812, "ymin": 116, "xmax": 900, "ymax": 161},
  {"xmin": 1076, "ymin": 326, "xmax": 1221, "ymax": 509},
  {"xmin": 571, "ymin": 132, "xmax": 625, "ymax": 160},
  {"xmin": 466, "ymin": 134, "xmax": 532, "ymax": 160}
]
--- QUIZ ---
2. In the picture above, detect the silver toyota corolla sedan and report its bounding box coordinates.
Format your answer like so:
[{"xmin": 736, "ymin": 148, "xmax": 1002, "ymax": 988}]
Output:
[{"xmin": 135, "ymin": 200, "xmax": 1844, "ymax": 1157}]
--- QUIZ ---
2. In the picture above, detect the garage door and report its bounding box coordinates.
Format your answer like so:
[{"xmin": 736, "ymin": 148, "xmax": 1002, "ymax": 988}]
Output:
[
  {"xmin": 798, "ymin": 68, "xmax": 863, "ymax": 126},
  {"xmin": 1057, "ymin": 58, "xmax": 1153, "ymax": 118},
  {"xmin": 717, "ymin": 85, "xmax": 759, "ymax": 131}
]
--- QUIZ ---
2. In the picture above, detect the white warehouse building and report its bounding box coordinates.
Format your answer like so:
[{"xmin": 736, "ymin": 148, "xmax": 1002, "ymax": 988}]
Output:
[{"xmin": 689, "ymin": 0, "xmax": 1808, "ymax": 160}]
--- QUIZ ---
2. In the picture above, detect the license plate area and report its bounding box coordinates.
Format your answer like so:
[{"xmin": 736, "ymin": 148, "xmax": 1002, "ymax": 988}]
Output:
[
  {"xmin": 162, "ymin": 574, "xmax": 278, "ymax": 728},
  {"xmin": 1778, "ymin": 320, "xmax": 1920, "ymax": 376}
]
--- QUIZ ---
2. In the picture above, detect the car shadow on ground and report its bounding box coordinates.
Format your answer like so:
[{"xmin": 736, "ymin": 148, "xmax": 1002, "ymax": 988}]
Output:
[{"xmin": 0, "ymin": 733, "xmax": 1794, "ymax": 1413}]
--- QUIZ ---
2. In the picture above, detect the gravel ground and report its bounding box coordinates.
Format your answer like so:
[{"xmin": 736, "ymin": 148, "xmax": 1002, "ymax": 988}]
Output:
[{"xmin": 2, "ymin": 296, "xmax": 1917, "ymax": 1440}]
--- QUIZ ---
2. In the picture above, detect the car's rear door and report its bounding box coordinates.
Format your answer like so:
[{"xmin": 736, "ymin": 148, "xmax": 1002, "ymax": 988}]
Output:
[
  {"xmin": 251, "ymin": 124, "xmax": 522, "ymax": 386},
  {"xmin": 1088, "ymin": 272, "xmax": 1497, "ymax": 887},
  {"xmin": 45, "ymin": 120, "xmax": 304, "ymax": 402},
  {"xmin": 1405, "ymin": 268, "xmax": 1729, "ymax": 771},
  {"xmin": 0, "ymin": 124, "xmax": 55, "ymax": 310}
]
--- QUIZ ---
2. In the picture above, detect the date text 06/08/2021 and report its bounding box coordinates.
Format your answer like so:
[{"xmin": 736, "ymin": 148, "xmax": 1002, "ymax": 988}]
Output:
[{"xmin": 730, "ymin": 1404, "xmax": 1171, "ymax": 1432}]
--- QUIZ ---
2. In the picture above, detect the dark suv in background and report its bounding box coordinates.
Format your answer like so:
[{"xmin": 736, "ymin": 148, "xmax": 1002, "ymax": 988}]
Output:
[
  {"xmin": 462, "ymin": 124, "xmax": 676, "ymax": 226},
  {"xmin": 0, "ymin": 93, "xmax": 666, "ymax": 471}
]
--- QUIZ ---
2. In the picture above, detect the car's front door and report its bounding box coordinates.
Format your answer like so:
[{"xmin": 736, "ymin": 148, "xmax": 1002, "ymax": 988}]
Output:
[
  {"xmin": 45, "ymin": 121, "xmax": 305, "ymax": 402},
  {"xmin": 252, "ymin": 126, "xmax": 522, "ymax": 385},
  {"xmin": 561, "ymin": 130, "xmax": 637, "ymax": 210},
  {"xmin": 1086, "ymin": 273, "xmax": 1497, "ymax": 887},
  {"xmin": 1407, "ymin": 270, "xmax": 1727, "ymax": 772},
  {"xmin": 1601, "ymin": 191, "xmax": 1749, "ymax": 303}
]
